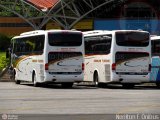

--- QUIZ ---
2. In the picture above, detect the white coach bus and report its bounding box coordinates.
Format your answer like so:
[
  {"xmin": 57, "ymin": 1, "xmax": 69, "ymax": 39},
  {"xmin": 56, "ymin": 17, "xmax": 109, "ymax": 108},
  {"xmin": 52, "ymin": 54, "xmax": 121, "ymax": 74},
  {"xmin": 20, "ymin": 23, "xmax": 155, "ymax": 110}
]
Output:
[
  {"xmin": 83, "ymin": 30, "xmax": 151, "ymax": 88},
  {"xmin": 10, "ymin": 30, "xmax": 84, "ymax": 87}
]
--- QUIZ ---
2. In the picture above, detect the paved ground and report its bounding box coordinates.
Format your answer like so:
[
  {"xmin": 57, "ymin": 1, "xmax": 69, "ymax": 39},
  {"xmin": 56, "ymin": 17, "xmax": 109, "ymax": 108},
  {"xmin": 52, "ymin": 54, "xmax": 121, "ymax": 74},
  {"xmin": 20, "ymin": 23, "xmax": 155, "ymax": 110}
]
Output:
[{"xmin": 0, "ymin": 82, "xmax": 159, "ymax": 119}]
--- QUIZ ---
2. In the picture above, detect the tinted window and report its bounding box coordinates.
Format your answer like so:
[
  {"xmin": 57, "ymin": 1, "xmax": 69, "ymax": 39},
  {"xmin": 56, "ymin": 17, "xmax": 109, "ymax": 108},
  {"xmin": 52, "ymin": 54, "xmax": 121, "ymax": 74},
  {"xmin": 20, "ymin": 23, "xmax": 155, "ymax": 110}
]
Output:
[
  {"xmin": 116, "ymin": 32, "xmax": 149, "ymax": 47},
  {"xmin": 85, "ymin": 35, "xmax": 112, "ymax": 54},
  {"xmin": 151, "ymin": 40, "xmax": 160, "ymax": 56},
  {"xmin": 48, "ymin": 32, "xmax": 82, "ymax": 46},
  {"xmin": 14, "ymin": 35, "xmax": 44, "ymax": 55}
]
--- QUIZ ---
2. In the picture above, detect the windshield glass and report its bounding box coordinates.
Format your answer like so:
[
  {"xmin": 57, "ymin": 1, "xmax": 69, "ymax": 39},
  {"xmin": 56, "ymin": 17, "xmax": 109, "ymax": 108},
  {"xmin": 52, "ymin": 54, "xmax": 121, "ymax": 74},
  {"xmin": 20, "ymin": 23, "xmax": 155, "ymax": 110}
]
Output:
[
  {"xmin": 13, "ymin": 35, "xmax": 44, "ymax": 56},
  {"xmin": 85, "ymin": 35, "xmax": 112, "ymax": 54}
]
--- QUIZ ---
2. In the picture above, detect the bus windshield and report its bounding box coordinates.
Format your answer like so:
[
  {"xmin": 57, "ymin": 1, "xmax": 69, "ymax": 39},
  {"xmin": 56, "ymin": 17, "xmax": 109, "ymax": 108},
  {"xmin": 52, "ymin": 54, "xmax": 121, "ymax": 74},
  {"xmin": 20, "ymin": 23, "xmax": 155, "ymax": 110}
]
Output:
[
  {"xmin": 13, "ymin": 35, "xmax": 45, "ymax": 56},
  {"xmin": 85, "ymin": 35, "xmax": 112, "ymax": 54},
  {"xmin": 116, "ymin": 31, "xmax": 149, "ymax": 47},
  {"xmin": 48, "ymin": 32, "xmax": 82, "ymax": 46}
]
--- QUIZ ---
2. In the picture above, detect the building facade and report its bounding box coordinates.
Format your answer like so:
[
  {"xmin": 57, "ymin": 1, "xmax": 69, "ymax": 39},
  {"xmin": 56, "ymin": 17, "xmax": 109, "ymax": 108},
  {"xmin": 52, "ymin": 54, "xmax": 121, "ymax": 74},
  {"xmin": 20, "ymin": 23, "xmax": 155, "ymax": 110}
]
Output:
[
  {"xmin": 0, "ymin": 17, "xmax": 33, "ymax": 36},
  {"xmin": 0, "ymin": 0, "xmax": 160, "ymax": 36}
]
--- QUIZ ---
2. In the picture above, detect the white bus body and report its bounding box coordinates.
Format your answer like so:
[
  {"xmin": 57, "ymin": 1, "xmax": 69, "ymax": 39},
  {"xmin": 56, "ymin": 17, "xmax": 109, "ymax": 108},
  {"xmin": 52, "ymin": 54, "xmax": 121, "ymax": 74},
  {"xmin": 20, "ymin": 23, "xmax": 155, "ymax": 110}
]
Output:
[
  {"xmin": 10, "ymin": 30, "xmax": 84, "ymax": 87},
  {"xmin": 83, "ymin": 30, "xmax": 151, "ymax": 87}
]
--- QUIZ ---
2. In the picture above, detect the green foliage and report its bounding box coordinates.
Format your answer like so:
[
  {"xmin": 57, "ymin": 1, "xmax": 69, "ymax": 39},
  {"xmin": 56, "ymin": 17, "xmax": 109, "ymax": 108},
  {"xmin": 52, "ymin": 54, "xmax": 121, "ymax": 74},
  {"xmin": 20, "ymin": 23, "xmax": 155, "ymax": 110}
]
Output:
[
  {"xmin": 0, "ymin": 11, "xmax": 15, "ymax": 16},
  {"xmin": 0, "ymin": 52, "xmax": 9, "ymax": 72},
  {"xmin": 0, "ymin": 3, "xmax": 15, "ymax": 17},
  {"xmin": 0, "ymin": 34, "xmax": 11, "ymax": 51}
]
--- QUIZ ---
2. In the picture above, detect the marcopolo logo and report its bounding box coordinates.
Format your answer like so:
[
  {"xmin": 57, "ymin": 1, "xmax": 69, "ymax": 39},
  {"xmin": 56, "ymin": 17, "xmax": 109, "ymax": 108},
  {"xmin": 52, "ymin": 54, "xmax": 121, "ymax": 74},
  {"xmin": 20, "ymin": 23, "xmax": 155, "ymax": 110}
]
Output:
[
  {"xmin": 2, "ymin": 114, "xmax": 8, "ymax": 120},
  {"xmin": 1, "ymin": 114, "xmax": 18, "ymax": 120}
]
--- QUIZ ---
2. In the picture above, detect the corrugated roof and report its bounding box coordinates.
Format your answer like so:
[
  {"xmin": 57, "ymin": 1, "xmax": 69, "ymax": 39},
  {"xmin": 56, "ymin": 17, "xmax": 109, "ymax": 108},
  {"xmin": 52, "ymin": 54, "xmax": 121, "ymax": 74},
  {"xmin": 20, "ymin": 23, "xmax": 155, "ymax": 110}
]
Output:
[{"xmin": 27, "ymin": 0, "xmax": 59, "ymax": 10}]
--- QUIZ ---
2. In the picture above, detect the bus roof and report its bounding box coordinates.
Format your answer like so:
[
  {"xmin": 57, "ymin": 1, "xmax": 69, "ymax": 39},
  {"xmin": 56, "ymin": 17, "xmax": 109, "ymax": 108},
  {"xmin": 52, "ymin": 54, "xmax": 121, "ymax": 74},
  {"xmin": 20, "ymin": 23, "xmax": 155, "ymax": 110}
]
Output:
[
  {"xmin": 20, "ymin": 30, "xmax": 45, "ymax": 36},
  {"xmin": 83, "ymin": 30, "xmax": 148, "ymax": 36},
  {"xmin": 151, "ymin": 36, "xmax": 160, "ymax": 40},
  {"xmin": 12, "ymin": 29, "xmax": 82, "ymax": 39},
  {"xmin": 20, "ymin": 29, "xmax": 81, "ymax": 36}
]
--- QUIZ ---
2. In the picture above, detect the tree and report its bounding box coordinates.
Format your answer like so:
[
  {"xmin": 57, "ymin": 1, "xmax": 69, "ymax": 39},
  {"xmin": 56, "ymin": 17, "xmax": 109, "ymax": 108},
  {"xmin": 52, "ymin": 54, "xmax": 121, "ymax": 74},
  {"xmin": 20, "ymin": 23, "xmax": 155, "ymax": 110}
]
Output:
[{"xmin": 0, "ymin": 34, "xmax": 11, "ymax": 51}]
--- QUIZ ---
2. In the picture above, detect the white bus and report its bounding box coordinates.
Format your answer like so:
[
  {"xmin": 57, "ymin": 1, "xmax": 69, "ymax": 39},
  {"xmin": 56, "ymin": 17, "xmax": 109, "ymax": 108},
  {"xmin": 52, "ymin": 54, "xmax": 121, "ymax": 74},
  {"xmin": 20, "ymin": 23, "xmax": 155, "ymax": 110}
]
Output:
[
  {"xmin": 150, "ymin": 36, "xmax": 160, "ymax": 87},
  {"xmin": 83, "ymin": 30, "xmax": 151, "ymax": 88},
  {"xmin": 10, "ymin": 30, "xmax": 84, "ymax": 87}
]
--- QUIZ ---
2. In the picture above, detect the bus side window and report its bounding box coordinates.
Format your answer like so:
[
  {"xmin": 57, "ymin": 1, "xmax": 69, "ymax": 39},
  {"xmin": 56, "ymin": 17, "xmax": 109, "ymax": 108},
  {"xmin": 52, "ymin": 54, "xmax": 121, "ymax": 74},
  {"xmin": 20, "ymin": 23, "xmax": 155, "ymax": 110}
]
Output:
[
  {"xmin": 152, "ymin": 40, "xmax": 160, "ymax": 56},
  {"xmin": 85, "ymin": 41, "xmax": 92, "ymax": 54},
  {"xmin": 25, "ymin": 38, "xmax": 35, "ymax": 54},
  {"xmin": 93, "ymin": 35, "xmax": 111, "ymax": 54},
  {"xmin": 34, "ymin": 35, "xmax": 44, "ymax": 54}
]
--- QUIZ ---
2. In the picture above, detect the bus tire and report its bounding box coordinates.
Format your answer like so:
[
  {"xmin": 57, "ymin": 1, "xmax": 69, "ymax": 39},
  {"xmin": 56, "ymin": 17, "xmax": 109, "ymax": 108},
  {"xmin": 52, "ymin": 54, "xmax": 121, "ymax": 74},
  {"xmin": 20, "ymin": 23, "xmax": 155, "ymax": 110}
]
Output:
[
  {"xmin": 98, "ymin": 83, "xmax": 106, "ymax": 88},
  {"xmin": 94, "ymin": 72, "xmax": 99, "ymax": 87},
  {"xmin": 33, "ymin": 72, "xmax": 40, "ymax": 87},
  {"xmin": 15, "ymin": 80, "xmax": 21, "ymax": 84},
  {"xmin": 13, "ymin": 71, "xmax": 21, "ymax": 84},
  {"xmin": 122, "ymin": 83, "xmax": 135, "ymax": 89},
  {"xmin": 156, "ymin": 82, "xmax": 160, "ymax": 88},
  {"xmin": 61, "ymin": 82, "xmax": 73, "ymax": 88}
]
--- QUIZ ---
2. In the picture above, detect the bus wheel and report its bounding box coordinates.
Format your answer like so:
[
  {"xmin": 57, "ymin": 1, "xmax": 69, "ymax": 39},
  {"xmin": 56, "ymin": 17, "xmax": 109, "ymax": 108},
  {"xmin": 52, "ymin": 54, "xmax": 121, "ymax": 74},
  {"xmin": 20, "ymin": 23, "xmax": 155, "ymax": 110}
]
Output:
[
  {"xmin": 33, "ymin": 73, "xmax": 40, "ymax": 87},
  {"xmin": 13, "ymin": 71, "xmax": 20, "ymax": 84},
  {"xmin": 15, "ymin": 80, "xmax": 21, "ymax": 84},
  {"xmin": 122, "ymin": 83, "xmax": 135, "ymax": 89},
  {"xmin": 94, "ymin": 72, "xmax": 99, "ymax": 87},
  {"xmin": 61, "ymin": 83, "xmax": 73, "ymax": 88},
  {"xmin": 156, "ymin": 82, "xmax": 160, "ymax": 88}
]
